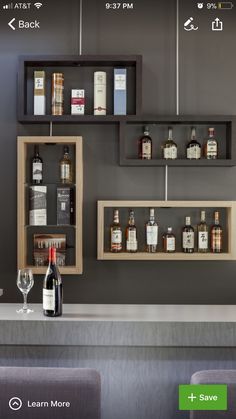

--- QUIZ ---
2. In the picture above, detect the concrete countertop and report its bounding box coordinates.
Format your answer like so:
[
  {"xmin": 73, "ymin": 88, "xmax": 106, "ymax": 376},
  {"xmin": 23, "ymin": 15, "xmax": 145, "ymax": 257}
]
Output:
[{"xmin": 0, "ymin": 303, "xmax": 236, "ymax": 347}]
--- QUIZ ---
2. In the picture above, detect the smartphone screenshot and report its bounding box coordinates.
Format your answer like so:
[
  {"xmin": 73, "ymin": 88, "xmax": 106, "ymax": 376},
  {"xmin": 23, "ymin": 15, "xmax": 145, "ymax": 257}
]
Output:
[{"xmin": 0, "ymin": 0, "xmax": 235, "ymax": 418}]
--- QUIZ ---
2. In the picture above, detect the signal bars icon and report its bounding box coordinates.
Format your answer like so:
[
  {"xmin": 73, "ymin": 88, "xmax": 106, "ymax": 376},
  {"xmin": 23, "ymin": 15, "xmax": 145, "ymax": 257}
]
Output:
[{"xmin": 3, "ymin": 3, "xmax": 13, "ymax": 9}]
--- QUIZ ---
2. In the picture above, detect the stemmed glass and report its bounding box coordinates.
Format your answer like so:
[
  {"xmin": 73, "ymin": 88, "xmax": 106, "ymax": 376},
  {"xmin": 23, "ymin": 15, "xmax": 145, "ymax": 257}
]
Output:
[{"xmin": 16, "ymin": 269, "xmax": 34, "ymax": 314}]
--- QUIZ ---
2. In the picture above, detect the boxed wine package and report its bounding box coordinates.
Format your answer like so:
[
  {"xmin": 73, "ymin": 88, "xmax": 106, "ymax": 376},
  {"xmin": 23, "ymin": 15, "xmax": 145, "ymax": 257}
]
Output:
[
  {"xmin": 34, "ymin": 234, "xmax": 66, "ymax": 267},
  {"xmin": 114, "ymin": 68, "xmax": 127, "ymax": 115},
  {"xmin": 57, "ymin": 187, "xmax": 74, "ymax": 225},
  {"xmin": 34, "ymin": 71, "xmax": 46, "ymax": 115},
  {"xmin": 71, "ymin": 89, "xmax": 85, "ymax": 115},
  {"xmin": 29, "ymin": 186, "xmax": 47, "ymax": 226}
]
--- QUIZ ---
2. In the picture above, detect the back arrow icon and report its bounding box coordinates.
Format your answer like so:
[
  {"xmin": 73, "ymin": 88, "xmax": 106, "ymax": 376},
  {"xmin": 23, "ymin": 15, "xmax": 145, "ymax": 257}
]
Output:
[{"xmin": 8, "ymin": 18, "xmax": 16, "ymax": 30}]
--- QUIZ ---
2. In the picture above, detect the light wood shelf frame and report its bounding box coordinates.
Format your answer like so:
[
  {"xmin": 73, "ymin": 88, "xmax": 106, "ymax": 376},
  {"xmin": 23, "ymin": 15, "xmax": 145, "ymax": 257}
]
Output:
[
  {"xmin": 97, "ymin": 201, "xmax": 236, "ymax": 261},
  {"xmin": 17, "ymin": 136, "xmax": 83, "ymax": 275}
]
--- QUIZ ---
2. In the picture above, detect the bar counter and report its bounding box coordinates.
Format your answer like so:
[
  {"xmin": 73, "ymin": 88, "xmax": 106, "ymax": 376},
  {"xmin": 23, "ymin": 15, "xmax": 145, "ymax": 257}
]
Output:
[
  {"xmin": 0, "ymin": 303, "xmax": 236, "ymax": 346},
  {"xmin": 1, "ymin": 303, "xmax": 236, "ymax": 419}
]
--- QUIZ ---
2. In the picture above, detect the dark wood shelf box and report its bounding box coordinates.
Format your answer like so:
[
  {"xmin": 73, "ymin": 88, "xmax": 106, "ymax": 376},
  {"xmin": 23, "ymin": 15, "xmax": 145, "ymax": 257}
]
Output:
[
  {"xmin": 119, "ymin": 115, "xmax": 236, "ymax": 167},
  {"xmin": 18, "ymin": 55, "xmax": 142, "ymax": 122}
]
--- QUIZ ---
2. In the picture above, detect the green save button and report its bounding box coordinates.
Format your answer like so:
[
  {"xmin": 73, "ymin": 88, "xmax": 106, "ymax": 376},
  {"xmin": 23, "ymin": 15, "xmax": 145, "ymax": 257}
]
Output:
[{"xmin": 179, "ymin": 384, "xmax": 227, "ymax": 411}]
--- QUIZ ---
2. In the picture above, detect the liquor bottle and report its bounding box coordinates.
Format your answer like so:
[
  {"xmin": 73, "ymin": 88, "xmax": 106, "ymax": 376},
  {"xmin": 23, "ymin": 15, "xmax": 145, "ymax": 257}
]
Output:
[
  {"xmin": 146, "ymin": 208, "xmax": 158, "ymax": 253},
  {"xmin": 211, "ymin": 211, "xmax": 223, "ymax": 253},
  {"xmin": 110, "ymin": 209, "xmax": 122, "ymax": 252},
  {"xmin": 163, "ymin": 127, "xmax": 177, "ymax": 160},
  {"xmin": 60, "ymin": 146, "xmax": 72, "ymax": 184},
  {"xmin": 204, "ymin": 128, "xmax": 218, "ymax": 159},
  {"xmin": 163, "ymin": 227, "xmax": 176, "ymax": 253},
  {"xmin": 43, "ymin": 247, "xmax": 63, "ymax": 317},
  {"xmin": 186, "ymin": 127, "xmax": 201, "ymax": 160},
  {"xmin": 126, "ymin": 209, "xmax": 138, "ymax": 252},
  {"xmin": 198, "ymin": 210, "xmax": 209, "ymax": 253},
  {"xmin": 139, "ymin": 126, "xmax": 152, "ymax": 160},
  {"xmin": 32, "ymin": 145, "xmax": 43, "ymax": 185},
  {"xmin": 52, "ymin": 73, "xmax": 64, "ymax": 116},
  {"xmin": 182, "ymin": 217, "xmax": 194, "ymax": 253}
]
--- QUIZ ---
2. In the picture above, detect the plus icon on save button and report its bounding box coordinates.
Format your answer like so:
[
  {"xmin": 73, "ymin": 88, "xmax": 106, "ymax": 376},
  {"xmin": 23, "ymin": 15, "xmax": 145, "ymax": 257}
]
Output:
[{"xmin": 188, "ymin": 393, "xmax": 197, "ymax": 402}]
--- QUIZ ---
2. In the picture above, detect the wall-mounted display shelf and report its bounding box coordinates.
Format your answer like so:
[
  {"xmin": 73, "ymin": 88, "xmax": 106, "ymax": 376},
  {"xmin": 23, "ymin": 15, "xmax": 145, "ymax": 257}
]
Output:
[
  {"xmin": 17, "ymin": 136, "xmax": 83, "ymax": 275},
  {"xmin": 18, "ymin": 55, "xmax": 142, "ymax": 122},
  {"xmin": 97, "ymin": 201, "xmax": 236, "ymax": 261},
  {"xmin": 119, "ymin": 115, "xmax": 236, "ymax": 166}
]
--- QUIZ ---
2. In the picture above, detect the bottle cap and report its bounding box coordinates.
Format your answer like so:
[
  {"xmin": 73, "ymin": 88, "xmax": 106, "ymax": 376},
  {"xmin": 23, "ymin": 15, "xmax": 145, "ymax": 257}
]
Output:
[
  {"xmin": 49, "ymin": 247, "xmax": 56, "ymax": 263},
  {"xmin": 64, "ymin": 146, "xmax": 69, "ymax": 154},
  {"xmin": 150, "ymin": 208, "xmax": 155, "ymax": 216},
  {"xmin": 186, "ymin": 217, "xmax": 191, "ymax": 225},
  {"xmin": 144, "ymin": 126, "xmax": 149, "ymax": 135},
  {"xmin": 167, "ymin": 227, "xmax": 172, "ymax": 233}
]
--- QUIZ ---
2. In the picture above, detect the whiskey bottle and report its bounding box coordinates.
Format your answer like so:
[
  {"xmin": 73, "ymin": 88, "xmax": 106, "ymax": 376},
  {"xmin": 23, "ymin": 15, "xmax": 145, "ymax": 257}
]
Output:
[
  {"xmin": 186, "ymin": 127, "xmax": 201, "ymax": 160},
  {"xmin": 110, "ymin": 209, "xmax": 122, "ymax": 252},
  {"xmin": 146, "ymin": 208, "xmax": 158, "ymax": 253},
  {"xmin": 32, "ymin": 145, "xmax": 43, "ymax": 184},
  {"xmin": 211, "ymin": 211, "xmax": 223, "ymax": 253},
  {"xmin": 163, "ymin": 227, "xmax": 176, "ymax": 253},
  {"xmin": 60, "ymin": 146, "xmax": 72, "ymax": 184},
  {"xmin": 198, "ymin": 210, "xmax": 208, "ymax": 253},
  {"xmin": 204, "ymin": 128, "xmax": 218, "ymax": 159},
  {"xmin": 182, "ymin": 217, "xmax": 194, "ymax": 253},
  {"xmin": 126, "ymin": 209, "xmax": 138, "ymax": 253},
  {"xmin": 52, "ymin": 73, "xmax": 64, "ymax": 116},
  {"xmin": 163, "ymin": 127, "xmax": 177, "ymax": 160},
  {"xmin": 139, "ymin": 126, "xmax": 152, "ymax": 160}
]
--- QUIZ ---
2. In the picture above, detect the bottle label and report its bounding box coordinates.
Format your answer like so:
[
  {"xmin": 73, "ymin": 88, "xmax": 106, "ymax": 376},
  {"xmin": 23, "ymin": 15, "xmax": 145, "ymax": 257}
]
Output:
[
  {"xmin": 166, "ymin": 237, "xmax": 175, "ymax": 251},
  {"xmin": 198, "ymin": 232, "xmax": 208, "ymax": 250},
  {"xmin": 187, "ymin": 145, "xmax": 201, "ymax": 159},
  {"xmin": 211, "ymin": 231, "xmax": 222, "ymax": 251},
  {"xmin": 43, "ymin": 289, "xmax": 55, "ymax": 311},
  {"xmin": 183, "ymin": 232, "xmax": 194, "ymax": 249},
  {"xmin": 207, "ymin": 141, "xmax": 217, "ymax": 157},
  {"xmin": 35, "ymin": 77, "xmax": 44, "ymax": 90},
  {"xmin": 112, "ymin": 230, "xmax": 122, "ymax": 244},
  {"xmin": 142, "ymin": 143, "xmax": 151, "ymax": 159},
  {"xmin": 127, "ymin": 231, "xmax": 138, "ymax": 251},
  {"xmin": 146, "ymin": 226, "xmax": 158, "ymax": 245},
  {"xmin": 61, "ymin": 164, "xmax": 70, "ymax": 180},
  {"xmin": 164, "ymin": 146, "xmax": 177, "ymax": 159},
  {"xmin": 32, "ymin": 163, "xmax": 42, "ymax": 180}
]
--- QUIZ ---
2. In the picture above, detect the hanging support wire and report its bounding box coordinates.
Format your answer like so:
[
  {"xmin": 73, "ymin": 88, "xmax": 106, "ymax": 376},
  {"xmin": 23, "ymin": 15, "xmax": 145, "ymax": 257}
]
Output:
[
  {"xmin": 165, "ymin": 0, "xmax": 179, "ymax": 201},
  {"xmin": 79, "ymin": 0, "xmax": 83, "ymax": 55}
]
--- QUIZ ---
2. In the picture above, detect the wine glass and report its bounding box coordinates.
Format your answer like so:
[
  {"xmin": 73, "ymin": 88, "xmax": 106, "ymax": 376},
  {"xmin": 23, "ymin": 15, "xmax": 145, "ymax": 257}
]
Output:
[{"xmin": 16, "ymin": 269, "xmax": 34, "ymax": 314}]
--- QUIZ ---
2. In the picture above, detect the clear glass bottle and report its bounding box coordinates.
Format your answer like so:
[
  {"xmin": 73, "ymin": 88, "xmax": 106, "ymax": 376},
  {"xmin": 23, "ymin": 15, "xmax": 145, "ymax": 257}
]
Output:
[
  {"xmin": 126, "ymin": 209, "xmax": 138, "ymax": 253},
  {"xmin": 110, "ymin": 209, "xmax": 122, "ymax": 253},
  {"xmin": 211, "ymin": 211, "xmax": 223, "ymax": 253},
  {"xmin": 204, "ymin": 128, "xmax": 218, "ymax": 159},
  {"xmin": 60, "ymin": 146, "xmax": 72, "ymax": 184},
  {"xmin": 163, "ymin": 127, "xmax": 177, "ymax": 160},
  {"xmin": 163, "ymin": 227, "xmax": 176, "ymax": 253},
  {"xmin": 139, "ymin": 126, "xmax": 152, "ymax": 160},
  {"xmin": 186, "ymin": 127, "xmax": 201, "ymax": 160},
  {"xmin": 146, "ymin": 208, "xmax": 158, "ymax": 253},
  {"xmin": 198, "ymin": 210, "xmax": 209, "ymax": 253},
  {"xmin": 182, "ymin": 216, "xmax": 194, "ymax": 253}
]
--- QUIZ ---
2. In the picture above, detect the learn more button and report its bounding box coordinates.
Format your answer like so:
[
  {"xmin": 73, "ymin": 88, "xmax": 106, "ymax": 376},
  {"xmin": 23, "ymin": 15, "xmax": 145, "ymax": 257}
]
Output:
[{"xmin": 179, "ymin": 384, "xmax": 227, "ymax": 411}]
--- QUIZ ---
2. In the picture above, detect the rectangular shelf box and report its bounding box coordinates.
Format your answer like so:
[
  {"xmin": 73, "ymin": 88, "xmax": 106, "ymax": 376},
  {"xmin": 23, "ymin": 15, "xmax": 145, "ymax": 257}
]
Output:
[
  {"xmin": 17, "ymin": 136, "xmax": 83, "ymax": 275},
  {"xmin": 18, "ymin": 55, "xmax": 142, "ymax": 122},
  {"xmin": 97, "ymin": 201, "xmax": 236, "ymax": 261},
  {"xmin": 119, "ymin": 115, "xmax": 236, "ymax": 166}
]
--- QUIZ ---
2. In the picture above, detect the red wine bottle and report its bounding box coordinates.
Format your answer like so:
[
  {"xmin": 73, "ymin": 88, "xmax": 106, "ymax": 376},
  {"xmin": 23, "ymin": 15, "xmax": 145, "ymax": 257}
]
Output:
[
  {"xmin": 32, "ymin": 145, "xmax": 43, "ymax": 184},
  {"xmin": 43, "ymin": 247, "xmax": 63, "ymax": 317}
]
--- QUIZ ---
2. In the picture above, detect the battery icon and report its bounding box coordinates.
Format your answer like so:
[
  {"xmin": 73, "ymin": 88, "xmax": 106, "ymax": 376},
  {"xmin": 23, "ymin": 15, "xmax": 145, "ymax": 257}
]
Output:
[{"xmin": 218, "ymin": 2, "xmax": 234, "ymax": 8}]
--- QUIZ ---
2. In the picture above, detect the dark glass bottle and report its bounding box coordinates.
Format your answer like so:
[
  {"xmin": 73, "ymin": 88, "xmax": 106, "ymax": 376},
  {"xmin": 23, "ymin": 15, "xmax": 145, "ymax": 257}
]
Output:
[
  {"xmin": 110, "ymin": 209, "xmax": 122, "ymax": 252},
  {"xmin": 139, "ymin": 126, "xmax": 152, "ymax": 160},
  {"xmin": 182, "ymin": 217, "xmax": 195, "ymax": 253},
  {"xmin": 211, "ymin": 211, "xmax": 223, "ymax": 253},
  {"xmin": 163, "ymin": 227, "xmax": 176, "ymax": 253},
  {"xmin": 43, "ymin": 247, "xmax": 63, "ymax": 317},
  {"xmin": 32, "ymin": 145, "xmax": 43, "ymax": 184},
  {"xmin": 186, "ymin": 127, "xmax": 201, "ymax": 160},
  {"xmin": 126, "ymin": 209, "xmax": 138, "ymax": 252}
]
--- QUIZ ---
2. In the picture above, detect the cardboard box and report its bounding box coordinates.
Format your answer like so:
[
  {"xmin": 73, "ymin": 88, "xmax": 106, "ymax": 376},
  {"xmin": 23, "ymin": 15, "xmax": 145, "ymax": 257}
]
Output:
[
  {"xmin": 71, "ymin": 89, "xmax": 85, "ymax": 115},
  {"xmin": 114, "ymin": 68, "xmax": 127, "ymax": 115},
  {"xmin": 34, "ymin": 71, "xmax": 46, "ymax": 115},
  {"xmin": 29, "ymin": 186, "xmax": 47, "ymax": 226},
  {"xmin": 57, "ymin": 187, "xmax": 74, "ymax": 225}
]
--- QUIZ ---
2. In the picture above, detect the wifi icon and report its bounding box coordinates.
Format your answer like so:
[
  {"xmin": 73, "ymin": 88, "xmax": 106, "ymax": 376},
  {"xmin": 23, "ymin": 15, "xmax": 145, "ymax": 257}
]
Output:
[{"xmin": 34, "ymin": 2, "xmax": 43, "ymax": 9}]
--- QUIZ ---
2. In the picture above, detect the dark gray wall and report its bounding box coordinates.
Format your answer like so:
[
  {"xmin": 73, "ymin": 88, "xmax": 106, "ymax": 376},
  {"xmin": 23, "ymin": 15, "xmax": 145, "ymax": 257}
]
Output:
[{"xmin": 0, "ymin": 0, "xmax": 236, "ymax": 304}]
